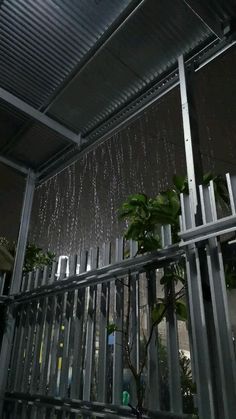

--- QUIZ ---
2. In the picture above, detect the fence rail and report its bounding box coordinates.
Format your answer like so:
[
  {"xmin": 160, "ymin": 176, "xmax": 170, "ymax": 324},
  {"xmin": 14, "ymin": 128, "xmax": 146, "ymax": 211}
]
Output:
[
  {"xmin": 1, "ymin": 233, "xmax": 189, "ymax": 418},
  {"xmin": 1, "ymin": 173, "xmax": 236, "ymax": 419}
]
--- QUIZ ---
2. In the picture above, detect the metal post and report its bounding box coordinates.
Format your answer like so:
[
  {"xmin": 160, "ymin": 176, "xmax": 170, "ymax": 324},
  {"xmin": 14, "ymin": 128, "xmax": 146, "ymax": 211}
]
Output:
[
  {"xmin": 178, "ymin": 55, "xmax": 203, "ymax": 215},
  {"xmin": 0, "ymin": 169, "xmax": 35, "ymax": 414},
  {"xmin": 178, "ymin": 56, "xmax": 217, "ymax": 418},
  {"xmin": 11, "ymin": 170, "xmax": 36, "ymax": 294}
]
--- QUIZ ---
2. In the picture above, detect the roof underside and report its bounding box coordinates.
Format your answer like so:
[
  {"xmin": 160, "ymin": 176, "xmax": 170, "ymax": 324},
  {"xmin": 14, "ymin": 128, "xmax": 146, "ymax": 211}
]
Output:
[{"xmin": 0, "ymin": 0, "xmax": 236, "ymax": 181}]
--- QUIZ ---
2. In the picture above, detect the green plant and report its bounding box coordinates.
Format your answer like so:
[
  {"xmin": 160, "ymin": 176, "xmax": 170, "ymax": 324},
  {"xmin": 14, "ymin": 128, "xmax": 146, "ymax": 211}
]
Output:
[
  {"xmin": 23, "ymin": 243, "xmax": 55, "ymax": 273},
  {"xmin": 115, "ymin": 173, "xmax": 231, "ymax": 416},
  {"xmin": 0, "ymin": 236, "xmax": 55, "ymax": 273},
  {"xmin": 119, "ymin": 173, "xmax": 229, "ymax": 254}
]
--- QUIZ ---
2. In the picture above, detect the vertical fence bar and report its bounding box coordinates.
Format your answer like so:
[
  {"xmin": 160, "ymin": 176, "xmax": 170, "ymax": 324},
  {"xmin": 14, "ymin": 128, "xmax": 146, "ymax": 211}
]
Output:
[
  {"xmin": 162, "ymin": 225, "xmax": 182, "ymax": 413},
  {"xmin": 14, "ymin": 303, "xmax": 30, "ymax": 392},
  {"xmin": 146, "ymin": 268, "xmax": 160, "ymax": 410},
  {"xmin": 39, "ymin": 295, "xmax": 56, "ymax": 395},
  {"xmin": 59, "ymin": 255, "xmax": 77, "ymax": 397},
  {"xmin": 83, "ymin": 248, "xmax": 98, "ymax": 401},
  {"xmin": 7, "ymin": 306, "xmax": 24, "ymax": 391},
  {"xmin": 202, "ymin": 183, "xmax": 236, "ymax": 418},
  {"xmin": 226, "ymin": 173, "xmax": 236, "ymax": 214},
  {"xmin": 0, "ymin": 273, "xmax": 6, "ymax": 295},
  {"xmin": 30, "ymin": 297, "xmax": 47, "ymax": 393},
  {"xmin": 112, "ymin": 238, "xmax": 124, "ymax": 405},
  {"xmin": 181, "ymin": 193, "xmax": 215, "ymax": 419},
  {"xmin": 48, "ymin": 293, "xmax": 64, "ymax": 396},
  {"xmin": 97, "ymin": 242, "xmax": 111, "ymax": 402},
  {"xmin": 22, "ymin": 300, "xmax": 37, "ymax": 392},
  {"xmin": 70, "ymin": 250, "xmax": 88, "ymax": 399},
  {"xmin": 129, "ymin": 240, "xmax": 139, "ymax": 406}
]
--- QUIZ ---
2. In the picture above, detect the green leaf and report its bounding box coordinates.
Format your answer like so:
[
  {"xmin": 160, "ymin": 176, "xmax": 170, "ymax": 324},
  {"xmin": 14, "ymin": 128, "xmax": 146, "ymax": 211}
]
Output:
[
  {"xmin": 173, "ymin": 175, "xmax": 188, "ymax": 193},
  {"xmin": 107, "ymin": 323, "xmax": 118, "ymax": 335},
  {"xmin": 128, "ymin": 193, "xmax": 148, "ymax": 204},
  {"xmin": 176, "ymin": 300, "xmax": 187, "ymax": 321},
  {"xmin": 151, "ymin": 302, "xmax": 166, "ymax": 324},
  {"xmin": 203, "ymin": 172, "xmax": 215, "ymax": 185}
]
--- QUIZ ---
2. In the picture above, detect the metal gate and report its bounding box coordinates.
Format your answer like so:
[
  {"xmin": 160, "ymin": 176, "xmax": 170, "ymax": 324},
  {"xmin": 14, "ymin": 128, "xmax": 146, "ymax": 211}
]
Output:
[{"xmin": 1, "ymin": 174, "xmax": 236, "ymax": 418}]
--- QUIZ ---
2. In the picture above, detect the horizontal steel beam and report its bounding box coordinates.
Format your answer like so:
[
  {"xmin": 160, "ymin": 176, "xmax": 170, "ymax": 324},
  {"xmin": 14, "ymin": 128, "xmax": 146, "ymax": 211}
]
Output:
[
  {"xmin": 0, "ymin": 87, "xmax": 81, "ymax": 145},
  {"xmin": 37, "ymin": 77, "xmax": 179, "ymax": 184},
  {"xmin": 37, "ymin": 37, "xmax": 235, "ymax": 185},
  {"xmin": 0, "ymin": 154, "xmax": 29, "ymax": 175},
  {"xmin": 179, "ymin": 213, "xmax": 236, "ymax": 246},
  {"xmin": 183, "ymin": 0, "xmax": 224, "ymax": 38},
  {"xmin": 11, "ymin": 245, "xmax": 183, "ymax": 303},
  {"xmin": 4, "ymin": 392, "xmax": 192, "ymax": 418}
]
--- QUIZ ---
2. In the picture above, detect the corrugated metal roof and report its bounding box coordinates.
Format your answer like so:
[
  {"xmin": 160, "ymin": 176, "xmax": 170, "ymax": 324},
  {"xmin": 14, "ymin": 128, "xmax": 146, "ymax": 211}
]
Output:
[
  {"xmin": 0, "ymin": 0, "xmax": 132, "ymax": 108},
  {"xmin": 0, "ymin": 0, "xmax": 235, "ymax": 177},
  {"xmin": 48, "ymin": 0, "xmax": 211, "ymax": 134},
  {"xmin": 6, "ymin": 123, "xmax": 71, "ymax": 168},
  {"xmin": 0, "ymin": 101, "xmax": 29, "ymax": 150}
]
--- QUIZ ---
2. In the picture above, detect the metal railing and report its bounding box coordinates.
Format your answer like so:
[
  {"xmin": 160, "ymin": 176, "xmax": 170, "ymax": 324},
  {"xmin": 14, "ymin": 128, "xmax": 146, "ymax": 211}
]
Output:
[
  {"xmin": 1, "ymin": 231, "xmax": 190, "ymax": 418},
  {"xmin": 1, "ymin": 173, "xmax": 236, "ymax": 418}
]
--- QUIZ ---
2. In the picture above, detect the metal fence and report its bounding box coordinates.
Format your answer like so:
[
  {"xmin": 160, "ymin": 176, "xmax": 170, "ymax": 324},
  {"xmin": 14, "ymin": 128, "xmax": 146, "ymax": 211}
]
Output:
[
  {"xmin": 1, "ymin": 174, "xmax": 236, "ymax": 419},
  {"xmin": 0, "ymin": 231, "xmax": 191, "ymax": 418}
]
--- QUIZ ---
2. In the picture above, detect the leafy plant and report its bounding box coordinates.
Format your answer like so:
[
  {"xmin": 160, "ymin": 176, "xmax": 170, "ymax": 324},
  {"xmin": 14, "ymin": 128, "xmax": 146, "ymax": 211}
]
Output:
[
  {"xmin": 119, "ymin": 173, "xmax": 229, "ymax": 254},
  {"xmin": 23, "ymin": 243, "xmax": 55, "ymax": 273},
  {"xmin": 0, "ymin": 236, "xmax": 55, "ymax": 273},
  {"xmin": 115, "ymin": 173, "xmax": 231, "ymax": 416}
]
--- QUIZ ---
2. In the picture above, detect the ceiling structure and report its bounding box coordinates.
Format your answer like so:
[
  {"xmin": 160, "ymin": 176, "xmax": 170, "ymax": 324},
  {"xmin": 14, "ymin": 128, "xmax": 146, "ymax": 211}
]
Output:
[{"xmin": 0, "ymin": 0, "xmax": 236, "ymax": 184}]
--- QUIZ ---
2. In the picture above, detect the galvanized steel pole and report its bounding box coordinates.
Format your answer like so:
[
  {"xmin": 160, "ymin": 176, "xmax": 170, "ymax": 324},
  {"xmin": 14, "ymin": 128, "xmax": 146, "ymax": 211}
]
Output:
[{"xmin": 0, "ymin": 169, "xmax": 35, "ymax": 414}]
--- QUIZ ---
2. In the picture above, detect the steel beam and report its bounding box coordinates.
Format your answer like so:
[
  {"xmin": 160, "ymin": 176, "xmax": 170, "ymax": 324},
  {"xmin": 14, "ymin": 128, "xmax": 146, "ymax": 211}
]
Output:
[
  {"xmin": 182, "ymin": 0, "xmax": 224, "ymax": 39},
  {"xmin": 0, "ymin": 87, "xmax": 81, "ymax": 145},
  {"xmin": 0, "ymin": 170, "xmax": 35, "ymax": 416},
  {"xmin": 38, "ymin": 37, "xmax": 235, "ymax": 186},
  {"xmin": 178, "ymin": 55, "xmax": 200, "ymax": 214},
  {"xmin": 0, "ymin": 154, "xmax": 29, "ymax": 175},
  {"xmin": 11, "ymin": 170, "xmax": 36, "ymax": 294}
]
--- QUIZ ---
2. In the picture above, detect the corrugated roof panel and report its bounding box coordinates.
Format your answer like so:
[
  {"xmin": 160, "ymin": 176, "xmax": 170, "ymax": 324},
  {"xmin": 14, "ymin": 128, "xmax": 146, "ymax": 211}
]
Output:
[
  {"xmin": 48, "ymin": 47, "xmax": 144, "ymax": 133},
  {"xmin": 0, "ymin": 0, "xmax": 132, "ymax": 108},
  {"xmin": 108, "ymin": 0, "xmax": 211, "ymax": 83},
  {"xmin": 0, "ymin": 103, "xmax": 28, "ymax": 150},
  {"xmin": 196, "ymin": 0, "xmax": 236, "ymax": 23},
  {"xmin": 7, "ymin": 123, "xmax": 72, "ymax": 168},
  {"xmin": 49, "ymin": 0, "xmax": 211, "ymax": 134}
]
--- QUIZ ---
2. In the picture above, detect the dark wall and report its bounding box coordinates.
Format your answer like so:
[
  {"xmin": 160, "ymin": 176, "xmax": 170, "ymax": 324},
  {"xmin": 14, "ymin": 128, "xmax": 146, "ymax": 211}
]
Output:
[
  {"xmin": 0, "ymin": 163, "xmax": 25, "ymax": 241},
  {"xmin": 193, "ymin": 45, "xmax": 236, "ymax": 174}
]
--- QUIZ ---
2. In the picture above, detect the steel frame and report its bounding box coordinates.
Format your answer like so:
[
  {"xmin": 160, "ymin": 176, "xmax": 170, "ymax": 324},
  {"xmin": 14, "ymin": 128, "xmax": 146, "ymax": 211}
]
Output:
[
  {"xmin": 0, "ymin": 87, "xmax": 81, "ymax": 145},
  {"xmin": 0, "ymin": 169, "xmax": 36, "ymax": 414},
  {"xmin": 0, "ymin": 154, "xmax": 29, "ymax": 175},
  {"xmin": 9, "ymin": 245, "xmax": 182, "ymax": 303},
  {"xmin": 37, "ymin": 36, "xmax": 236, "ymax": 185},
  {"xmin": 180, "ymin": 177, "xmax": 236, "ymax": 419},
  {"xmin": 11, "ymin": 170, "xmax": 36, "ymax": 294},
  {"xmin": 182, "ymin": 0, "xmax": 225, "ymax": 38},
  {"xmin": 0, "ymin": 37, "xmax": 235, "ymax": 182}
]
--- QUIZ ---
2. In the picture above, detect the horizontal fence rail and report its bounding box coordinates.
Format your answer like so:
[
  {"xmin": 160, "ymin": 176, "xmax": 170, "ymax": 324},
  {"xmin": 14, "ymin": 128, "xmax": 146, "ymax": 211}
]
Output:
[
  {"xmin": 1, "ymin": 233, "xmax": 192, "ymax": 419},
  {"xmin": 1, "ymin": 173, "xmax": 236, "ymax": 419},
  {"xmin": 180, "ymin": 173, "xmax": 236, "ymax": 419}
]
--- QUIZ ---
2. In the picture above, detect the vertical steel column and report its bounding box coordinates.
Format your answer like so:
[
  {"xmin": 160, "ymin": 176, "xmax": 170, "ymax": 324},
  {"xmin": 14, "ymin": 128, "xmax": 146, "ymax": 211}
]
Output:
[
  {"xmin": 0, "ymin": 169, "xmax": 35, "ymax": 415},
  {"xmin": 11, "ymin": 170, "xmax": 36, "ymax": 294},
  {"xmin": 178, "ymin": 55, "xmax": 201, "ymax": 215},
  {"xmin": 178, "ymin": 56, "xmax": 216, "ymax": 418}
]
